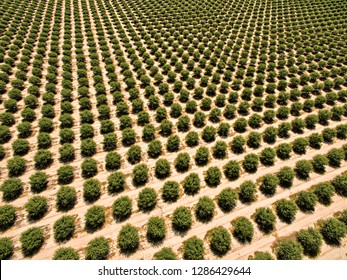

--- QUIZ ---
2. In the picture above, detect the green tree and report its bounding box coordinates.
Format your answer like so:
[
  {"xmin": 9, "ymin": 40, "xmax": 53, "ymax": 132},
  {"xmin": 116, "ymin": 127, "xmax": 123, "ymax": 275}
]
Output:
[
  {"xmin": 25, "ymin": 196, "xmax": 47, "ymax": 220},
  {"xmin": 147, "ymin": 216, "xmax": 166, "ymax": 243},
  {"xmin": 195, "ymin": 196, "xmax": 215, "ymax": 222},
  {"xmin": 1, "ymin": 178, "xmax": 23, "ymax": 201},
  {"xmin": 0, "ymin": 238, "xmax": 13, "ymax": 260},
  {"xmin": 314, "ymin": 183, "xmax": 335, "ymax": 205},
  {"xmin": 331, "ymin": 174, "xmax": 347, "ymax": 197},
  {"xmin": 53, "ymin": 247, "xmax": 79, "ymax": 260},
  {"xmin": 260, "ymin": 147, "xmax": 276, "ymax": 166},
  {"xmin": 295, "ymin": 160, "xmax": 313, "ymax": 179},
  {"xmin": 117, "ymin": 224, "xmax": 140, "ymax": 254},
  {"xmin": 81, "ymin": 158, "xmax": 98, "ymax": 178},
  {"xmin": 297, "ymin": 228, "xmax": 323, "ymax": 257},
  {"xmin": 223, "ymin": 160, "xmax": 240, "ymax": 181},
  {"xmin": 276, "ymin": 166, "xmax": 295, "ymax": 188},
  {"xmin": 275, "ymin": 199, "xmax": 298, "ymax": 224},
  {"xmin": 56, "ymin": 186, "xmax": 76, "ymax": 211},
  {"xmin": 248, "ymin": 251, "xmax": 273, "ymax": 260},
  {"xmin": 174, "ymin": 152, "xmax": 190, "ymax": 172},
  {"xmin": 254, "ymin": 207, "xmax": 276, "ymax": 233},
  {"xmin": 162, "ymin": 181, "xmax": 180, "ymax": 202},
  {"xmin": 209, "ymin": 227, "xmax": 231, "ymax": 256},
  {"xmin": 0, "ymin": 205, "xmax": 16, "ymax": 231},
  {"xmin": 138, "ymin": 188, "xmax": 157, "ymax": 212},
  {"xmin": 107, "ymin": 171, "xmax": 126, "ymax": 194},
  {"xmin": 86, "ymin": 237, "xmax": 109, "ymax": 260},
  {"xmin": 153, "ymin": 248, "xmax": 177, "ymax": 260},
  {"xmin": 172, "ymin": 206, "xmax": 192, "ymax": 232},
  {"xmin": 53, "ymin": 216, "xmax": 75, "ymax": 242},
  {"xmin": 7, "ymin": 156, "xmax": 26, "ymax": 177},
  {"xmin": 239, "ymin": 181, "xmax": 257, "ymax": 203},
  {"xmin": 320, "ymin": 218, "xmax": 347, "ymax": 245},
  {"xmin": 132, "ymin": 164, "xmax": 149, "ymax": 186},
  {"xmin": 275, "ymin": 240, "xmax": 303, "ymax": 260},
  {"xmin": 259, "ymin": 174, "xmax": 279, "ymax": 196},
  {"xmin": 243, "ymin": 153, "xmax": 259, "ymax": 173},
  {"xmin": 20, "ymin": 227, "xmax": 44, "ymax": 257},
  {"xmin": 204, "ymin": 166, "xmax": 222, "ymax": 187},
  {"xmin": 232, "ymin": 217, "xmax": 254, "ymax": 243},
  {"xmin": 112, "ymin": 196, "xmax": 132, "ymax": 221},
  {"xmin": 183, "ymin": 236, "xmax": 204, "ymax": 260},
  {"xmin": 29, "ymin": 172, "xmax": 48, "ymax": 193},
  {"xmin": 195, "ymin": 147, "xmax": 209, "ymax": 166},
  {"xmin": 155, "ymin": 158, "xmax": 171, "ymax": 179},
  {"xmin": 85, "ymin": 206, "xmax": 105, "ymax": 232},
  {"xmin": 217, "ymin": 187, "xmax": 238, "ymax": 212},
  {"xmin": 295, "ymin": 191, "xmax": 318, "ymax": 212}
]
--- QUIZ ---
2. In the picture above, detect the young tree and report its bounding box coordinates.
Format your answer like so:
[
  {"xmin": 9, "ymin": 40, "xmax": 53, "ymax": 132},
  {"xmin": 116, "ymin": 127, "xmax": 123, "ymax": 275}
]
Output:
[
  {"xmin": 86, "ymin": 237, "xmax": 109, "ymax": 260},
  {"xmin": 232, "ymin": 217, "xmax": 254, "ymax": 243},
  {"xmin": 147, "ymin": 216, "xmax": 166, "ymax": 243},
  {"xmin": 195, "ymin": 147, "xmax": 210, "ymax": 166},
  {"xmin": 314, "ymin": 183, "xmax": 335, "ymax": 205},
  {"xmin": 275, "ymin": 199, "xmax": 298, "ymax": 224},
  {"xmin": 296, "ymin": 228, "xmax": 323, "ymax": 257},
  {"xmin": 81, "ymin": 158, "xmax": 98, "ymax": 178},
  {"xmin": 217, "ymin": 188, "xmax": 238, "ymax": 212},
  {"xmin": 295, "ymin": 160, "xmax": 313, "ymax": 179},
  {"xmin": 260, "ymin": 147, "xmax": 276, "ymax": 166},
  {"xmin": 183, "ymin": 236, "xmax": 204, "ymax": 260},
  {"xmin": 295, "ymin": 191, "xmax": 318, "ymax": 212},
  {"xmin": 117, "ymin": 224, "xmax": 140, "ymax": 254},
  {"xmin": 0, "ymin": 205, "xmax": 16, "ymax": 231},
  {"xmin": 20, "ymin": 227, "xmax": 44, "ymax": 257},
  {"xmin": 7, "ymin": 156, "xmax": 26, "ymax": 176},
  {"xmin": 138, "ymin": 188, "xmax": 157, "ymax": 212},
  {"xmin": 209, "ymin": 227, "xmax": 231, "ymax": 256},
  {"xmin": 25, "ymin": 196, "xmax": 47, "ymax": 220},
  {"xmin": 53, "ymin": 216, "xmax": 75, "ymax": 242},
  {"xmin": 56, "ymin": 186, "xmax": 76, "ymax": 211},
  {"xmin": 331, "ymin": 174, "xmax": 347, "ymax": 197},
  {"xmin": 1, "ymin": 178, "xmax": 23, "ymax": 201},
  {"xmin": 320, "ymin": 218, "xmax": 347, "ymax": 245},
  {"xmin": 276, "ymin": 166, "xmax": 295, "ymax": 188},
  {"xmin": 155, "ymin": 159, "xmax": 171, "ymax": 179},
  {"xmin": 248, "ymin": 251, "xmax": 273, "ymax": 260},
  {"xmin": 29, "ymin": 172, "xmax": 48, "ymax": 193},
  {"xmin": 254, "ymin": 207, "xmax": 276, "ymax": 233},
  {"xmin": 132, "ymin": 164, "xmax": 149, "ymax": 186},
  {"xmin": 239, "ymin": 181, "xmax": 257, "ymax": 203},
  {"xmin": 172, "ymin": 206, "xmax": 192, "ymax": 232},
  {"xmin": 105, "ymin": 152, "xmax": 121, "ymax": 171},
  {"xmin": 57, "ymin": 165, "xmax": 74, "ymax": 185},
  {"xmin": 166, "ymin": 135, "xmax": 180, "ymax": 152},
  {"xmin": 243, "ymin": 153, "xmax": 259, "ymax": 173},
  {"xmin": 195, "ymin": 196, "xmax": 215, "ymax": 222},
  {"xmin": 161, "ymin": 181, "xmax": 180, "ymax": 202},
  {"xmin": 259, "ymin": 174, "xmax": 279, "ymax": 196},
  {"xmin": 174, "ymin": 152, "xmax": 190, "ymax": 172},
  {"xmin": 85, "ymin": 206, "xmax": 105, "ymax": 232},
  {"xmin": 230, "ymin": 135, "xmax": 245, "ymax": 154},
  {"xmin": 153, "ymin": 247, "xmax": 177, "ymax": 260},
  {"xmin": 204, "ymin": 166, "xmax": 222, "ymax": 187},
  {"xmin": 112, "ymin": 196, "xmax": 132, "ymax": 222},
  {"xmin": 327, "ymin": 148, "xmax": 345, "ymax": 167},
  {"xmin": 0, "ymin": 238, "xmax": 13, "ymax": 260},
  {"xmin": 275, "ymin": 240, "xmax": 303, "ymax": 260},
  {"xmin": 53, "ymin": 247, "xmax": 79, "ymax": 260},
  {"xmin": 223, "ymin": 160, "xmax": 240, "ymax": 181},
  {"xmin": 213, "ymin": 141, "xmax": 227, "ymax": 159},
  {"xmin": 292, "ymin": 138, "xmax": 309, "ymax": 155}
]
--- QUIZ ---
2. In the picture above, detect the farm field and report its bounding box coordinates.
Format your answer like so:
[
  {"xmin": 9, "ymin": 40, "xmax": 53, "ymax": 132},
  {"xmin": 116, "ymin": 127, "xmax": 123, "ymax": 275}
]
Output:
[{"xmin": 0, "ymin": 0, "xmax": 347, "ymax": 260}]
